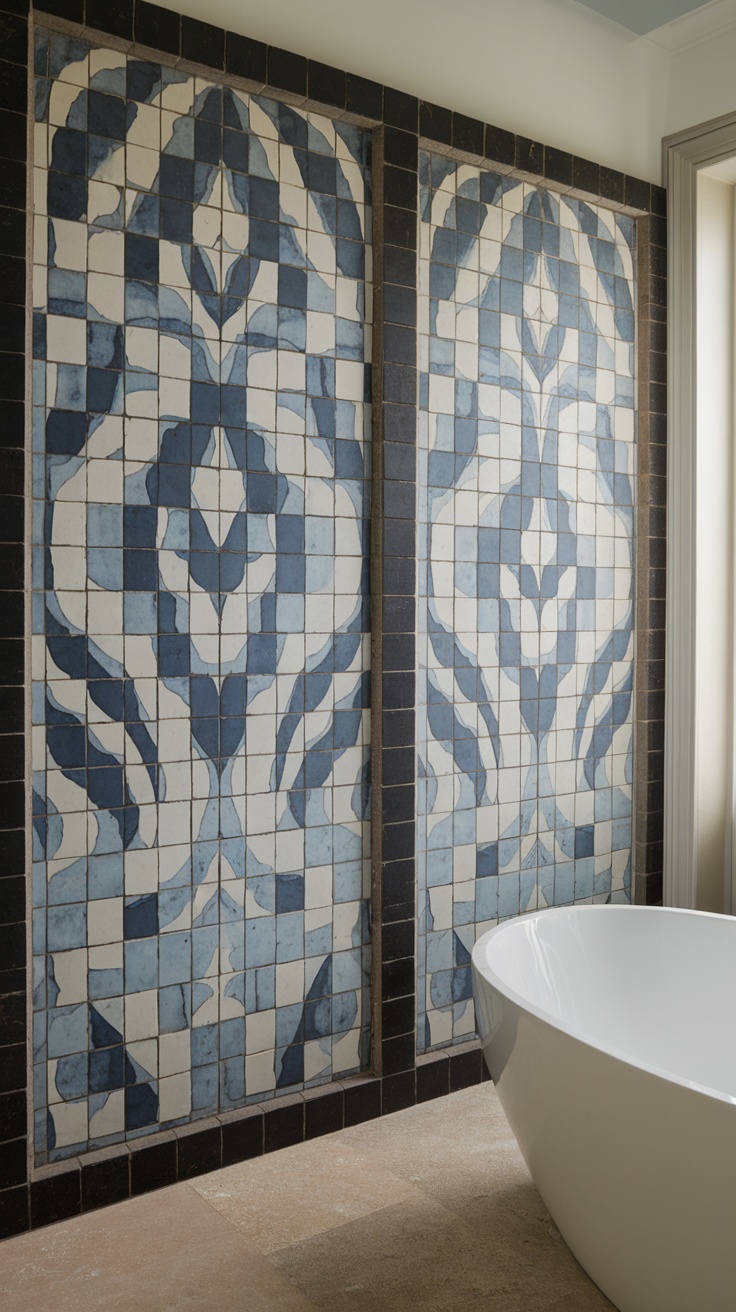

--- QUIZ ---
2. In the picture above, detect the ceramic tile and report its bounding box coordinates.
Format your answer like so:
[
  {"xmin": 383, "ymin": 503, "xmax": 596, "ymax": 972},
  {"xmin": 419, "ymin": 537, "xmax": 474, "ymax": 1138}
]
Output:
[
  {"xmin": 31, "ymin": 26, "xmax": 372, "ymax": 1163},
  {"xmin": 417, "ymin": 156, "xmax": 635, "ymax": 1050},
  {"xmin": 0, "ymin": 1184, "xmax": 318, "ymax": 1312}
]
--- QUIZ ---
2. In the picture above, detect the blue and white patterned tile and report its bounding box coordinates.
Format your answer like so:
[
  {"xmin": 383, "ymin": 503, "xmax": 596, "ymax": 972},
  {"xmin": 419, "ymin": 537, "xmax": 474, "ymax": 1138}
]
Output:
[
  {"xmin": 31, "ymin": 28, "xmax": 372, "ymax": 1164},
  {"xmin": 417, "ymin": 154, "xmax": 636, "ymax": 1052}
]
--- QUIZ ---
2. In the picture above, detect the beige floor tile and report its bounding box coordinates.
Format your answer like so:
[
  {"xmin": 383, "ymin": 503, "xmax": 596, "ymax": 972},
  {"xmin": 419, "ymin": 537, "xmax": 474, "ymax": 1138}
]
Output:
[
  {"xmin": 456, "ymin": 1186, "xmax": 616, "ymax": 1309},
  {"xmin": 0, "ymin": 1086, "xmax": 615, "ymax": 1312},
  {"xmin": 269, "ymin": 1192, "xmax": 482, "ymax": 1312},
  {"xmin": 339, "ymin": 1084, "xmax": 527, "ymax": 1213},
  {"xmin": 267, "ymin": 1088, "xmax": 614, "ymax": 1312},
  {"xmin": 0, "ymin": 1184, "xmax": 316, "ymax": 1312},
  {"xmin": 191, "ymin": 1138, "xmax": 419, "ymax": 1253},
  {"xmin": 269, "ymin": 1188, "xmax": 613, "ymax": 1312},
  {"xmin": 338, "ymin": 1083, "xmax": 511, "ymax": 1164}
]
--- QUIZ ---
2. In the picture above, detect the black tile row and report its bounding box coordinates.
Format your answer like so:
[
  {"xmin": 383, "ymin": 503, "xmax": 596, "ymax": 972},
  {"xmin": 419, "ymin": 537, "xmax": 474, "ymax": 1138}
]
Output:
[
  {"xmin": 633, "ymin": 210, "xmax": 667, "ymax": 905},
  {"xmin": 0, "ymin": 1050, "xmax": 488, "ymax": 1240},
  {"xmin": 14, "ymin": 0, "xmax": 682, "ymax": 221},
  {"xmin": 417, "ymin": 104, "xmax": 662, "ymax": 215},
  {"xmin": 373, "ymin": 112, "xmax": 419, "ymax": 1081},
  {"xmin": 35, "ymin": 1, "xmax": 381, "ymax": 122}
]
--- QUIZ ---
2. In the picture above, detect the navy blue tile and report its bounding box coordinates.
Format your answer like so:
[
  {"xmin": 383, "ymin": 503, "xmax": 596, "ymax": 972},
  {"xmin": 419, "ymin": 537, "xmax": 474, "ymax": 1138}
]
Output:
[
  {"xmin": 276, "ymin": 874, "xmax": 305, "ymax": 914},
  {"xmin": 307, "ymin": 153, "xmax": 337, "ymax": 196},
  {"xmin": 223, "ymin": 128, "xmax": 248, "ymax": 172},
  {"xmin": 157, "ymin": 635, "xmax": 190, "ymax": 677},
  {"xmin": 47, "ymin": 172, "xmax": 86, "ymax": 221},
  {"xmin": 249, "ymin": 218, "xmax": 279, "ymax": 261},
  {"xmin": 88, "ymin": 90, "xmax": 127, "ymax": 142},
  {"xmin": 88, "ymin": 1045, "xmax": 125, "ymax": 1093},
  {"xmin": 125, "ymin": 1083, "xmax": 158, "ymax": 1131},
  {"xmin": 193, "ymin": 119, "xmax": 221, "ymax": 165},
  {"xmin": 574, "ymin": 825, "xmax": 594, "ymax": 859},
  {"xmin": 124, "ymin": 894, "xmax": 158, "ymax": 940},
  {"xmin": 123, "ymin": 549, "xmax": 158, "ymax": 591},
  {"xmin": 278, "ymin": 265, "xmax": 307, "ymax": 309},
  {"xmin": 126, "ymin": 60, "xmax": 163, "ymax": 105}
]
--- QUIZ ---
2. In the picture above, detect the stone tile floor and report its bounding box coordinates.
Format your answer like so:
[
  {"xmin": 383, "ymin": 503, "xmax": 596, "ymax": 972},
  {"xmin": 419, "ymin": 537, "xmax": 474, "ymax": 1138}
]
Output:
[{"xmin": 0, "ymin": 1085, "xmax": 614, "ymax": 1310}]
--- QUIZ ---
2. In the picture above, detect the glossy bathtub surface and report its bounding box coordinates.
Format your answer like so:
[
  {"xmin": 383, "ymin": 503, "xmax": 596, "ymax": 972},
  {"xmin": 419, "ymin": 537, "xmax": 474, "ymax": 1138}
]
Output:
[
  {"xmin": 471, "ymin": 906, "xmax": 736, "ymax": 1312},
  {"xmin": 473, "ymin": 905, "xmax": 736, "ymax": 1099}
]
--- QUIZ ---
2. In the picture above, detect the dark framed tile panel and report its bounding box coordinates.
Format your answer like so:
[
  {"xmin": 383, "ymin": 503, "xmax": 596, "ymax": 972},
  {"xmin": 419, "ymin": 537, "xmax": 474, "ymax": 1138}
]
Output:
[
  {"xmin": 0, "ymin": 0, "xmax": 666, "ymax": 1238},
  {"xmin": 633, "ymin": 211, "xmax": 667, "ymax": 907}
]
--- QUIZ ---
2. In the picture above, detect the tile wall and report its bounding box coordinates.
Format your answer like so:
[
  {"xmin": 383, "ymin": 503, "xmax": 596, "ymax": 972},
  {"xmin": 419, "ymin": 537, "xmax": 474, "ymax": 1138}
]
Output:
[
  {"xmin": 31, "ymin": 25, "xmax": 372, "ymax": 1164},
  {"xmin": 417, "ymin": 153, "xmax": 636, "ymax": 1049},
  {"xmin": 0, "ymin": 0, "xmax": 666, "ymax": 1234}
]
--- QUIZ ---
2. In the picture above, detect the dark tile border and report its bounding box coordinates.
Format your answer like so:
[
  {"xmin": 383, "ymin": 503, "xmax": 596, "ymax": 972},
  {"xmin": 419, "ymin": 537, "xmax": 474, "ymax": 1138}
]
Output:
[
  {"xmin": 0, "ymin": 0, "xmax": 29, "ymax": 1248},
  {"xmin": 0, "ymin": 0, "xmax": 665, "ymax": 1239},
  {"xmin": 634, "ymin": 213, "xmax": 667, "ymax": 907}
]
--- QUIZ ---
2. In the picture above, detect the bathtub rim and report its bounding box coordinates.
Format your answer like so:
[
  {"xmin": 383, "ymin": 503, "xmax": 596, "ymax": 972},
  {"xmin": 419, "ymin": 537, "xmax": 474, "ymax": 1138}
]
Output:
[{"xmin": 471, "ymin": 903, "xmax": 736, "ymax": 1108}]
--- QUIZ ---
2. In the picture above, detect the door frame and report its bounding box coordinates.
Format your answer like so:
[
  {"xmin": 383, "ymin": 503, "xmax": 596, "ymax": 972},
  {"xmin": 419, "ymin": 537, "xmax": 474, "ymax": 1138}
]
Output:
[{"xmin": 663, "ymin": 111, "xmax": 736, "ymax": 911}]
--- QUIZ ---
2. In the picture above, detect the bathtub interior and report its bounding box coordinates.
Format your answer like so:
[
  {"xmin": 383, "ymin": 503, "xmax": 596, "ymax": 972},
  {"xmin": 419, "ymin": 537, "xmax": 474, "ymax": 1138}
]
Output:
[{"xmin": 473, "ymin": 907, "xmax": 736, "ymax": 1099}]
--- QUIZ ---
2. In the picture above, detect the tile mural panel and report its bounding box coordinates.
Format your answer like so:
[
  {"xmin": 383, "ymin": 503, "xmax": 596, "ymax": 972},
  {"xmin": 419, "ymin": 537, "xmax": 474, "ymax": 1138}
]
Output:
[
  {"xmin": 31, "ymin": 27, "xmax": 372, "ymax": 1163},
  {"xmin": 417, "ymin": 153, "xmax": 636, "ymax": 1051}
]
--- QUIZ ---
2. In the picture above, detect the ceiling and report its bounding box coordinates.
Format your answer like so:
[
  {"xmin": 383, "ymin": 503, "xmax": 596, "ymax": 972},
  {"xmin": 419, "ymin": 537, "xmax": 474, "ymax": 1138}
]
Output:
[{"xmin": 573, "ymin": 0, "xmax": 714, "ymax": 33}]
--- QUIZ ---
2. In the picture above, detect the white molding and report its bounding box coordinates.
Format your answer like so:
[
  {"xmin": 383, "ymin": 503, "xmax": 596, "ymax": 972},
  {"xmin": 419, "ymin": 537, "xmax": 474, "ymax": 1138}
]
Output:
[
  {"xmin": 648, "ymin": 0, "xmax": 736, "ymax": 50},
  {"xmin": 663, "ymin": 112, "xmax": 736, "ymax": 909}
]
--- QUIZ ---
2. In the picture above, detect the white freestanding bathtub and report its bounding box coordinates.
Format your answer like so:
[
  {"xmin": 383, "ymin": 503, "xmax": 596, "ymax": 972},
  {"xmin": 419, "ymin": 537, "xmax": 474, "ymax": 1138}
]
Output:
[{"xmin": 471, "ymin": 905, "xmax": 736, "ymax": 1312}]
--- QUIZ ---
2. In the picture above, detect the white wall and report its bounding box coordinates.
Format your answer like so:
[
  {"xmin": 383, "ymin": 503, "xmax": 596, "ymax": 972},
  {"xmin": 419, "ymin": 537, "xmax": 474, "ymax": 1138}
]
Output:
[
  {"xmin": 165, "ymin": 0, "xmax": 670, "ymax": 182},
  {"xmin": 695, "ymin": 172, "xmax": 734, "ymax": 912},
  {"xmin": 667, "ymin": 25, "xmax": 736, "ymax": 140}
]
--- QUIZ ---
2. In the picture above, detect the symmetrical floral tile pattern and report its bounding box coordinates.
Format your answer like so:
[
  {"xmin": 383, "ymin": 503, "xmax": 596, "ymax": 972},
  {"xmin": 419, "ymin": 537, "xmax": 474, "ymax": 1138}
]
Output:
[
  {"xmin": 417, "ymin": 153, "xmax": 635, "ymax": 1051},
  {"xmin": 31, "ymin": 27, "xmax": 372, "ymax": 1164}
]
